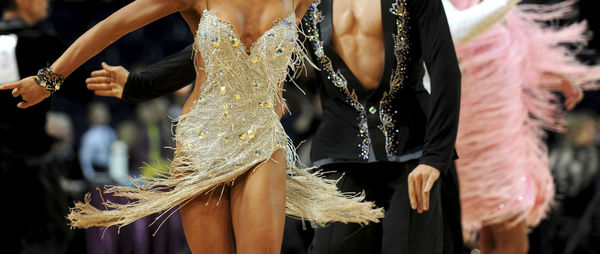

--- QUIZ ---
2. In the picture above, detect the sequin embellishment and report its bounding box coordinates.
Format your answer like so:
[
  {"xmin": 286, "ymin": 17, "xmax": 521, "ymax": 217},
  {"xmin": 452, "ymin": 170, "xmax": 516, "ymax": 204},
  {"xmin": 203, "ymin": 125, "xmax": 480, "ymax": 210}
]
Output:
[
  {"xmin": 305, "ymin": 0, "xmax": 371, "ymax": 159},
  {"xmin": 378, "ymin": 0, "xmax": 410, "ymax": 157}
]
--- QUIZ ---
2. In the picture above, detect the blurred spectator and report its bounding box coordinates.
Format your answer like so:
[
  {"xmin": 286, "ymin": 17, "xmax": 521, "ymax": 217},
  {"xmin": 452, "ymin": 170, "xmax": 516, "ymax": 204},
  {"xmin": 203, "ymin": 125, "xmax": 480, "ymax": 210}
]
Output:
[
  {"xmin": 109, "ymin": 139, "xmax": 129, "ymax": 186},
  {"xmin": 46, "ymin": 111, "xmax": 86, "ymax": 197},
  {"xmin": 530, "ymin": 110, "xmax": 600, "ymax": 254},
  {"xmin": 82, "ymin": 102, "xmax": 188, "ymax": 254},
  {"xmin": 45, "ymin": 111, "xmax": 88, "ymax": 253},
  {"xmin": 78, "ymin": 102, "xmax": 121, "ymax": 254},
  {"xmin": 133, "ymin": 98, "xmax": 174, "ymax": 177},
  {"xmin": 79, "ymin": 101, "xmax": 116, "ymax": 184},
  {"xmin": 46, "ymin": 112, "xmax": 75, "ymax": 160},
  {"xmin": 0, "ymin": 0, "xmax": 58, "ymax": 161},
  {"xmin": 115, "ymin": 120, "xmax": 140, "ymax": 171},
  {"xmin": 550, "ymin": 111, "xmax": 599, "ymax": 198},
  {"xmin": 0, "ymin": 0, "xmax": 84, "ymax": 252}
]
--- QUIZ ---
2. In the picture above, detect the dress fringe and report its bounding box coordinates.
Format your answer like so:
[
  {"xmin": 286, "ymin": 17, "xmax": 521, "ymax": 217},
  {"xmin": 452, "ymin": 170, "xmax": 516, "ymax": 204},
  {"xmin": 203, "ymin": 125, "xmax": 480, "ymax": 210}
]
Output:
[{"xmin": 68, "ymin": 140, "xmax": 383, "ymax": 231}]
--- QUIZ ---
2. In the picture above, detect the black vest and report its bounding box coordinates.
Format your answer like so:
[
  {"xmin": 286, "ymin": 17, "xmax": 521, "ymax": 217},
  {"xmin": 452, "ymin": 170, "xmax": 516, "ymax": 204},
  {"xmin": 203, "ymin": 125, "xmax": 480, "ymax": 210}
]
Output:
[{"xmin": 304, "ymin": 0, "xmax": 461, "ymax": 173}]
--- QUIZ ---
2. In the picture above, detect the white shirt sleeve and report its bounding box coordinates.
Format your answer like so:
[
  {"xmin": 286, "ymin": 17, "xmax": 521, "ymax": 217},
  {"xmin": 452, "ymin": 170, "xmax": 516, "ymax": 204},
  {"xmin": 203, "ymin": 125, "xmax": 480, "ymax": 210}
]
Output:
[
  {"xmin": 442, "ymin": 0, "xmax": 520, "ymax": 44},
  {"xmin": 0, "ymin": 34, "xmax": 20, "ymax": 84}
]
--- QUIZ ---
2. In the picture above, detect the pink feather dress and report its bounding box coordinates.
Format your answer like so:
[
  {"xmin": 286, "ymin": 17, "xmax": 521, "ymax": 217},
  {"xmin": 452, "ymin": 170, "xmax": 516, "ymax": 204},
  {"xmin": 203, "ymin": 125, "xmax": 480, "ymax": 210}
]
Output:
[{"xmin": 451, "ymin": 0, "xmax": 600, "ymax": 232}]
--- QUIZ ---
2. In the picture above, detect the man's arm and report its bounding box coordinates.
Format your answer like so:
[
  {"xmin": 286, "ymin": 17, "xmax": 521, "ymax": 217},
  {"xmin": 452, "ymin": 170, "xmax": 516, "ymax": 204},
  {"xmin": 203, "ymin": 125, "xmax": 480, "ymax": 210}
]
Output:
[
  {"xmin": 414, "ymin": 0, "xmax": 461, "ymax": 174},
  {"xmin": 443, "ymin": 0, "xmax": 519, "ymax": 44},
  {"xmin": 123, "ymin": 44, "xmax": 196, "ymax": 102},
  {"xmin": 86, "ymin": 44, "xmax": 196, "ymax": 103},
  {"xmin": 407, "ymin": 0, "xmax": 461, "ymax": 213}
]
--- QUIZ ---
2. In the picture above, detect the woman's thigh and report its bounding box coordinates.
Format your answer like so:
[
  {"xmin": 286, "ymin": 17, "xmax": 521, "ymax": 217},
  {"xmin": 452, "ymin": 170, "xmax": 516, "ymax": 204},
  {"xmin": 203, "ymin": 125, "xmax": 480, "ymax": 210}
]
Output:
[
  {"xmin": 230, "ymin": 149, "xmax": 287, "ymax": 254},
  {"xmin": 179, "ymin": 185, "xmax": 234, "ymax": 254}
]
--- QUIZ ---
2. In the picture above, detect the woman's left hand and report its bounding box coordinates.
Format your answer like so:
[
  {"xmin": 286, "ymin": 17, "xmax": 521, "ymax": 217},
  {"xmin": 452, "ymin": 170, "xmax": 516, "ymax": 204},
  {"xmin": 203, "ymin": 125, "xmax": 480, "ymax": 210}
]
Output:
[
  {"xmin": 541, "ymin": 72, "xmax": 583, "ymax": 111},
  {"xmin": 0, "ymin": 76, "xmax": 50, "ymax": 108},
  {"xmin": 559, "ymin": 77, "xmax": 583, "ymax": 111}
]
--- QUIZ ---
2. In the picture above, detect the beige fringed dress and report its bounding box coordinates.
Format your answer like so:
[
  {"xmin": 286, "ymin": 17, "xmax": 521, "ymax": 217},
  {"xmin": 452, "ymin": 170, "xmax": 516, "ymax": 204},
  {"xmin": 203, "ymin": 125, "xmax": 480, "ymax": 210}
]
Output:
[{"xmin": 68, "ymin": 10, "xmax": 383, "ymax": 230}]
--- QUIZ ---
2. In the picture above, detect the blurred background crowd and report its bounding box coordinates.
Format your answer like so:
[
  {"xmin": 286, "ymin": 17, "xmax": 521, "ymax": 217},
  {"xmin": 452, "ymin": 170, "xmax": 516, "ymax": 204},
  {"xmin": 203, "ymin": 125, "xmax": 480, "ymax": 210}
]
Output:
[{"xmin": 1, "ymin": 0, "xmax": 600, "ymax": 253}]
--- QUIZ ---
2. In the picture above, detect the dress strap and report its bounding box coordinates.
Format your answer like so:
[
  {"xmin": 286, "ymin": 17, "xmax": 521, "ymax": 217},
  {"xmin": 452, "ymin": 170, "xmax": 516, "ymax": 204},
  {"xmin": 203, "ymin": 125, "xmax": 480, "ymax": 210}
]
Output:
[{"xmin": 291, "ymin": 0, "xmax": 301, "ymax": 16}]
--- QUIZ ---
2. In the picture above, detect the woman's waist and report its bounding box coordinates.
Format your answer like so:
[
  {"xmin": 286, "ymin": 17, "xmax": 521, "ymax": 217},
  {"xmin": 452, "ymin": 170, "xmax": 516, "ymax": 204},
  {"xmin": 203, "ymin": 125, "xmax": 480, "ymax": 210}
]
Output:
[
  {"xmin": 175, "ymin": 112, "xmax": 286, "ymax": 156},
  {"xmin": 182, "ymin": 88, "xmax": 278, "ymax": 115}
]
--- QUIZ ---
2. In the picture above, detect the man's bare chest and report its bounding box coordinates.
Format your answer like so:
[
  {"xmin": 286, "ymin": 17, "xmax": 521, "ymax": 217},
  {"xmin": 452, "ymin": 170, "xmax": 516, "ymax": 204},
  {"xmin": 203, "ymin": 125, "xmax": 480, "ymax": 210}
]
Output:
[{"xmin": 332, "ymin": 0, "xmax": 383, "ymax": 39}]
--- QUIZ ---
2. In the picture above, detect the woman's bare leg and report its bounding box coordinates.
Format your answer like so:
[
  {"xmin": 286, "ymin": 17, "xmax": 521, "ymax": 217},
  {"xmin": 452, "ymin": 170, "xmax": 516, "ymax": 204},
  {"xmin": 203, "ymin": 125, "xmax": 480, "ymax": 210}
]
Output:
[
  {"xmin": 230, "ymin": 149, "xmax": 287, "ymax": 254},
  {"xmin": 180, "ymin": 186, "xmax": 234, "ymax": 254},
  {"xmin": 479, "ymin": 225, "xmax": 495, "ymax": 254},
  {"xmin": 484, "ymin": 220, "xmax": 529, "ymax": 254}
]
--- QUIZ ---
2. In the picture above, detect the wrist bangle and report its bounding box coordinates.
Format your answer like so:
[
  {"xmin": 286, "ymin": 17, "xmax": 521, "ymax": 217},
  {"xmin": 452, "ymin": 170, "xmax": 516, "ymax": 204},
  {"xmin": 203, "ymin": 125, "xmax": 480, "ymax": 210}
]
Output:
[{"xmin": 33, "ymin": 66, "xmax": 64, "ymax": 94}]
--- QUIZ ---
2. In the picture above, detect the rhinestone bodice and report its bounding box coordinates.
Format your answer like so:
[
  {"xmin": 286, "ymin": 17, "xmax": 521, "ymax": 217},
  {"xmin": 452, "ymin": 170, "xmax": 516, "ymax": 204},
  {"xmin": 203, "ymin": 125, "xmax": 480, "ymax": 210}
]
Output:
[
  {"xmin": 193, "ymin": 10, "xmax": 298, "ymax": 104},
  {"xmin": 175, "ymin": 10, "xmax": 303, "ymax": 174}
]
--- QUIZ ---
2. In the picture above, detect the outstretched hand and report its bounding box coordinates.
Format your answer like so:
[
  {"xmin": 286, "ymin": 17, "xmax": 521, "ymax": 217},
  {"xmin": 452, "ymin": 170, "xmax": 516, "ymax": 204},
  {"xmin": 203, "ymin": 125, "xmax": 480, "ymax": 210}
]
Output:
[
  {"xmin": 408, "ymin": 164, "xmax": 441, "ymax": 214},
  {"xmin": 558, "ymin": 77, "xmax": 583, "ymax": 111},
  {"xmin": 541, "ymin": 72, "xmax": 583, "ymax": 111},
  {"xmin": 0, "ymin": 77, "xmax": 50, "ymax": 108},
  {"xmin": 86, "ymin": 62, "xmax": 129, "ymax": 99}
]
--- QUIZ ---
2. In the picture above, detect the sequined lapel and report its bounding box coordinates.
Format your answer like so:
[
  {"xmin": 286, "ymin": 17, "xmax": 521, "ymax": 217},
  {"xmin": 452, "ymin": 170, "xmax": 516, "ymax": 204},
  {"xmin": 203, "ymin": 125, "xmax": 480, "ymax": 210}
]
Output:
[
  {"xmin": 378, "ymin": 0, "xmax": 398, "ymax": 95},
  {"xmin": 378, "ymin": 0, "xmax": 412, "ymax": 157}
]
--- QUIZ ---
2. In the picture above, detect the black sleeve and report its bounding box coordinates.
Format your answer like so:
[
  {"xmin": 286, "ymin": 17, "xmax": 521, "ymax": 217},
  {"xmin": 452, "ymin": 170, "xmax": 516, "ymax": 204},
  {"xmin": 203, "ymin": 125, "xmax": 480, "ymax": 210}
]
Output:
[
  {"xmin": 412, "ymin": 0, "xmax": 461, "ymax": 174},
  {"xmin": 121, "ymin": 44, "xmax": 196, "ymax": 103}
]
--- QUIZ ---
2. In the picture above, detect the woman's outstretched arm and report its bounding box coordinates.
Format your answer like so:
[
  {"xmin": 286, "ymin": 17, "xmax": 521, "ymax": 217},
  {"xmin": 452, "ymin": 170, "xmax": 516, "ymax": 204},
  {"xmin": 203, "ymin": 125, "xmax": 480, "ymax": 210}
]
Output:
[
  {"xmin": 0, "ymin": 0, "xmax": 192, "ymax": 108},
  {"xmin": 51, "ymin": 0, "xmax": 190, "ymax": 77}
]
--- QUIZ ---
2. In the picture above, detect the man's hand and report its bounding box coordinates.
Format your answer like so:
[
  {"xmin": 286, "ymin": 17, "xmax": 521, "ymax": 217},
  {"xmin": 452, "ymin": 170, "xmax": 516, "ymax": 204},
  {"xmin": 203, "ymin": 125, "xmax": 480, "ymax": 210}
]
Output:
[
  {"xmin": 86, "ymin": 62, "xmax": 129, "ymax": 99},
  {"xmin": 408, "ymin": 164, "xmax": 441, "ymax": 214},
  {"xmin": 0, "ymin": 76, "xmax": 51, "ymax": 108},
  {"xmin": 541, "ymin": 72, "xmax": 583, "ymax": 111}
]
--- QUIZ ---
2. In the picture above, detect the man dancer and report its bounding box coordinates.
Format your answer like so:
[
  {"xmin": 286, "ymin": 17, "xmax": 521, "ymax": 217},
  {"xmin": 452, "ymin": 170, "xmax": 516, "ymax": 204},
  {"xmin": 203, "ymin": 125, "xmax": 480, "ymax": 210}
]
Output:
[
  {"xmin": 0, "ymin": 0, "xmax": 84, "ymax": 252},
  {"xmin": 86, "ymin": 0, "xmax": 462, "ymax": 252},
  {"xmin": 302, "ymin": 1, "xmax": 460, "ymax": 253}
]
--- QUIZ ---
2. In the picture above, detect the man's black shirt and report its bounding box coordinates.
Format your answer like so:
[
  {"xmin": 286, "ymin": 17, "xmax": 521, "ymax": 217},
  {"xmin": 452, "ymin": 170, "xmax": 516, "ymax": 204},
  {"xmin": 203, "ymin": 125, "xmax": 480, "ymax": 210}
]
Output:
[{"xmin": 0, "ymin": 19, "xmax": 62, "ymax": 158}]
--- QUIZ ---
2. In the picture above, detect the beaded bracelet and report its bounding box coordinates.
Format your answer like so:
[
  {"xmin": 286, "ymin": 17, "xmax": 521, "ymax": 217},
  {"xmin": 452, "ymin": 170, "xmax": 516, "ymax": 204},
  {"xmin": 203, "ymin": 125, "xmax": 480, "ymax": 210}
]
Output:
[{"xmin": 33, "ymin": 66, "xmax": 64, "ymax": 94}]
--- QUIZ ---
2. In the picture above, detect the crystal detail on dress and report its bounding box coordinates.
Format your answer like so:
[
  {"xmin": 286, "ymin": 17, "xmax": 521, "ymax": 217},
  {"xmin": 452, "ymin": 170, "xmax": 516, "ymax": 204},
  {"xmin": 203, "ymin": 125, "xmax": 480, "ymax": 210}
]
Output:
[
  {"xmin": 305, "ymin": 0, "xmax": 370, "ymax": 159},
  {"xmin": 182, "ymin": 9, "xmax": 302, "ymax": 177},
  {"xmin": 379, "ymin": 0, "xmax": 410, "ymax": 157}
]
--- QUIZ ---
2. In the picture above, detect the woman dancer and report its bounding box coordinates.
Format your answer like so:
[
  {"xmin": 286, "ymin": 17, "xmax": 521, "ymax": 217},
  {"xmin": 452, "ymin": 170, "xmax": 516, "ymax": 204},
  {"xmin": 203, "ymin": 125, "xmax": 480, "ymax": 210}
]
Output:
[
  {"xmin": 0, "ymin": 0, "xmax": 383, "ymax": 253},
  {"xmin": 442, "ymin": 0, "xmax": 600, "ymax": 253}
]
